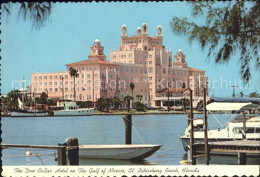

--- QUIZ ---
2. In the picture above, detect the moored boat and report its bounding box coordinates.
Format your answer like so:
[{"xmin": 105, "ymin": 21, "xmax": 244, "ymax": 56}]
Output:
[
  {"xmin": 52, "ymin": 100, "xmax": 94, "ymax": 116},
  {"xmin": 180, "ymin": 97, "xmax": 260, "ymax": 155},
  {"xmin": 79, "ymin": 144, "xmax": 162, "ymax": 161},
  {"xmin": 10, "ymin": 109, "xmax": 48, "ymax": 117}
]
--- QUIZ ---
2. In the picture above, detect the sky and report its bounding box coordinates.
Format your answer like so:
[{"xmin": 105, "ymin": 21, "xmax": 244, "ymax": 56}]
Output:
[{"xmin": 1, "ymin": 2, "xmax": 259, "ymax": 97}]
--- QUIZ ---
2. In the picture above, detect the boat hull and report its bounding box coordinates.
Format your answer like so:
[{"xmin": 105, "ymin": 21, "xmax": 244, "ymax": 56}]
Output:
[
  {"xmin": 79, "ymin": 144, "xmax": 162, "ymax": 161},
  {"xmin": 53, "ymin": 109, "xmax": 94, "ymax": 116},
  {"xmin": 10, "ymin": 111, "xmax": 48, "ymax": 117}
]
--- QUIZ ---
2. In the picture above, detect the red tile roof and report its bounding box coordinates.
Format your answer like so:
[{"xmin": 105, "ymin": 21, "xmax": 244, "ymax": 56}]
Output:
[
  {"xmin": 160, "ymin": 88, "xmax": 189, "ymax": 93},
  {"xmin": 66, "ymin": 60, "xmax": 116, "ymax": 66},
  {"xmin": 188, "ymin": 67, "xmax": 205, "ymax": 72}
]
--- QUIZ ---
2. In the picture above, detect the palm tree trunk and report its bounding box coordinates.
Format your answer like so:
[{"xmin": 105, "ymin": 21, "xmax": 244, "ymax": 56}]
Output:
[
  {"xmin": 74, "ymin": 76, "xmax": 76, "ymax": 100},
  {"xmin": 131, "ymin": 89, "xmax": 133, "ymax": 108}
]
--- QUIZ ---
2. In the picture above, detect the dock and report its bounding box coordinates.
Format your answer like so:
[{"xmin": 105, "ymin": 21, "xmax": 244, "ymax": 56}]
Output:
[{"xmin": 192, "ymin": 140, "xmax": 260, "ymax": 164}]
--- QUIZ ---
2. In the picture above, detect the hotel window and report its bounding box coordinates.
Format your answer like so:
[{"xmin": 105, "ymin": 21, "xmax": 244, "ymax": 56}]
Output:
[
  {"xmin": 65, "ymin": 75, "xmax": 68, "ymax": 79},
  {"xmin": 54, "ymin": 75, "xmax": 57, "ymax": 79},
  {"xmin": 149, "ymin": 61, "xmax": 152, "ymax": 65},
  {"xmin": 95, "ymin": 87, "xmax": 98, "ymax": 90},
  {"xmin": 129, "ymin": 54, "xmax": 132, "ymax": 58},
  {"xmin": 148, "ymin": 67, "xmax": 153, "ymax": 73},
  {"xmin": 144, "ymin": 68, "xmax": 147, "ymax": 73},
  {"xmin": 87, "ymin": 74, "xmax": 91, "ymax": 78},
  {"xmin": 95, "ymin": 73, "xmax": 98, "ymax": 78},
  {"xmin": 44, "ymin": 82, "xmax": 47, "ymax": 86},
  {"xmin": 44, "ymin": 76, "xmax": 47, "ymax": 80},
  {"xmin": 65, "ymin": 88, "xmax": 68, "ymax": 91},
  {"xmin": 130, "ymin": 67, "xmax": 134, "ymax": 72},
  {"xmin": 120, "ymin": 67, "xmax": 124, "ymax": 72},
  {"xmin": 149, "ymin": 77, "xmax": 152, "ymax": 80},
  {"xmin": 135, "ymin": 67, "xmax": 138, "ymax": 73},
  {"xmin": 49, "ymin": 76, "xmax": 52, "ymax": 79},
  {"xmin": 149, "ymin": 55, "xmax": 152, "ymax": 58},
  {"xmin": 113, "ymin": 55, "xmax": 116, "ymax": 59},
  {"xmin": 163, "ymin": 68, "xmax": 166, "ymax": 74},
  {"xmin": 87, "ymin": 80, "xmax": 91, "ymax": 84},
  {"xmin": 126, "ymin": 67, "xmax": 129, "ymax": 72},
  {"xmin": 54, "ymin": 88, "xmax": 58, "ymax": 92},
  {"xmin": 60, "ymin": 75, "xmax": 63, "ymax": 79},
  {"xmin": 71, "ymin": 88, "xmax": 74, "ymax": 91},
  {"xmin": 88, "ymin": 87, "xmax": 91, "ymax": 90},
  {"xmin": 65, "ymin": 81, "xmax": 68, "ymax": 85},
  {"xmin": 95, "ymin": 80, "xmax": 98, "ymax": 83},
  {"xmin": 54, "ymin": 82, "xmax": 57, "ymax": 86},
  {"xmin": 34, "ymin": 76, "xmax": 37, "ymax": 80},
  {"xmin": 39, "ymin": 82, "xmax": 42, "ymax": 86},
  {"xmin": 49, "ymin": 88, "xmax": 52, "ymax": 92},
  {"xmin": 49, "ymin": 82, "xmax": 52, "ymax": 86},
  {"xmin": 44, "ymin": 88, "xmax": 48, "ymax": 92},
  {"xmin": 140, "ymin": 68, "xmax": 142, "ymax": 73},
  {"xmin": 39, "ymin": 76, "xmax": 42, "ymax": 80}
]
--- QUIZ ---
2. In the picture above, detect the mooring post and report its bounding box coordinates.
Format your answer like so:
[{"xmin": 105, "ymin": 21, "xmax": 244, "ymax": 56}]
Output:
[
  {"xmin": 238, "ymin": 152, "xmax": 247, "ymax": 165},
  {"xmin": 189, "ymin": 88, "xmax": 196, "ymax": 165},
  {"xmin": 123, "ymin": 114, "xmax": 132, "ymax": 144},
  {"xmin": 57, "ymin": 146, "xmax": 67, "ymax": 165},
  {"xmin": 66, "ymin": 138, "xmax": 79, "ymax": 165},
  {"xmin": 203, "ymin": 87, "xmax": 210, "ymax": 165},
  {"xmin": 242, "ymin": 111, "xmax": 246, "ymax": 139}
]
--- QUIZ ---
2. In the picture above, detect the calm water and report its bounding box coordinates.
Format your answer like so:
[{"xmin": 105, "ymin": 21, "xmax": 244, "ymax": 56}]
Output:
[{"xmin": 1, "ymin": 114, "xmax": 259, "ymax": 165}]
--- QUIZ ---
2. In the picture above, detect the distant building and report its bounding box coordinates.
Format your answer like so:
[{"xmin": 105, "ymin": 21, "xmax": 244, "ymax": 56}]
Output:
[{"xmin": 31, "ymin": 23, "xmax": 208, "ymax": 107}]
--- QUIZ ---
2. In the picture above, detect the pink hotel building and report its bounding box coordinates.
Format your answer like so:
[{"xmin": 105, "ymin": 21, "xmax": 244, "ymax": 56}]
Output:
[{"xmin": 31, "ymin": 23, "xmax": 208, "ymax": 107}]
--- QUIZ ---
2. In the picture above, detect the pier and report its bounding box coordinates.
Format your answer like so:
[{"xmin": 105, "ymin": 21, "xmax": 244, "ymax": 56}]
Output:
[{"xmin": 192, "ymin": 140, "xmax": 260, "ymax": 165}]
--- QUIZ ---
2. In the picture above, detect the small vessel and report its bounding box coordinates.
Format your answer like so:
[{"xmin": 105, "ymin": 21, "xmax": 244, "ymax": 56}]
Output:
[
  {"xmin": 79, "ymin": 144, "xmax": 162, "ymax": 161},
  {"xmin": 180, "ymin": 97, "xmax": 260, "ymax": 153},
  {"xmin": 10, "ymin": 109, "xmax": 48, "ymax": 117},
  {"xmin": 52, "ymin": 100, "xmax": 94, "ymax": 116}
]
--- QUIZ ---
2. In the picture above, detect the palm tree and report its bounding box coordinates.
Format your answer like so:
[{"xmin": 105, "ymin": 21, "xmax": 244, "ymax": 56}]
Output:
[
  {"xmin": 40, "ymin": 92, "xmax": 48, "ymax": 104},
  {"xmin": 130, "ymin": 82, "xmax": 135, "ymax": 107},
  {"xmin": 124, "ymin": 95, "xmax": 133, "ymax": 112},
  {"xmin": 69, "ymin": 67, "xmax": 79, "ymax": 100},
  {"xmin": 180, "ymin": 98, "xmax": 189, "ymax": 113},
  {"xmin": 136, "ymin": 94, "xmax": 143, "ymax": 102},
  {"xmin": 105, "ymin": 98, "xmax": 113, "ymax": 113},
  {"xmin": 112, "ymin": 97, "xmax": 121, "ymax": 110},
  {"xmin": 3, "ymin": 3, "xmax": 52, "ymax": 30}
]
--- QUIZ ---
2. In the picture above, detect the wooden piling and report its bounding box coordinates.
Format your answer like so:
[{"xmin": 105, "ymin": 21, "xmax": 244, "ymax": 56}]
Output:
[
  {"xmin": 242, "ymin": 111, "xmax": 246, "ymax": 139},
  {"xmin": 203, "ymin": 87, "xmax": 210, "ymax": 165},
  {"xmin": 123, "ymin": 114, "xmax": 132, "ymax": 144},
  {"xmin": 189, "ymin": 88, "xmax": 196, "ymax": 165},
  {"xmin": 58, "ymin": 146, "xmax": 67, "ymax": 165},
  {"xmin": 238, "ymin": 152, "xmax": 247, "ymax": 165},
  {"xmin": 66, "ymin": 138, "xmax": 79, "ymax": 165}
]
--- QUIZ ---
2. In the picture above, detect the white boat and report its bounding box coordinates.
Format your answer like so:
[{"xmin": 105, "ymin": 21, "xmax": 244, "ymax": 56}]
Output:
[
  {"xmin": 180, "ymin": 97, "xmax": 260, "ymax": 153},
  {"xmin": 10, "ymin": 109, "xmax": 48, "ymax": 117},
  {"xmin": 53, "ymin": 101, "xmax": 94, "ymax": 116},
  {"xmin": 79, "ymin": 144, "xmax": 162, "ymax": 161}
]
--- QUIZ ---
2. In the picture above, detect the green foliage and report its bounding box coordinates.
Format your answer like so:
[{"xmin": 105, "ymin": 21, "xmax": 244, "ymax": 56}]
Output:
[
  {"xmin": 249, "ymin": 91, "xmax": 260, "ymax": 98},
  {"xmin": 136, "ymin": 94, "xmax": 143, "ymax": 102},
  {"xmin": 69, "ymin": 67, "xmax": 79, "ymax": 99},
  {"xmin": 3, "ymin": 2, "xmax": 52, "ymax": 30},
  {"xmin": 95, "ymin": 98, "xmax": 112, "ymax": 112},
  {"xmin": 170, "ymin": 1, "xmax": 260, "ymax": 82},
  {"xmin": 133, "ymin": 102, "xmax": 147, "ymax": 112},
  {"xmin": 124, "ymin": 95, "xmax": 133, "ymax": 112},
  {"xmin": 112, "ymin": 97, "xmax": 121, "ymax": 110},
  {"xmin": 77, "ymin": 101, "xmax": 93, "ymax": 108},
  {"xmin": 47, "ymin": 99, "xmax": 55, "ymax": 106},
  {"xmin": 180, "ymin": 98, "xmax": 189, "ymax": 113}
]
